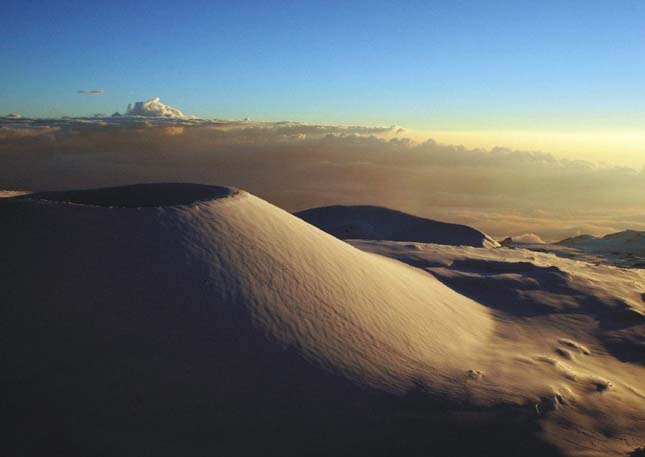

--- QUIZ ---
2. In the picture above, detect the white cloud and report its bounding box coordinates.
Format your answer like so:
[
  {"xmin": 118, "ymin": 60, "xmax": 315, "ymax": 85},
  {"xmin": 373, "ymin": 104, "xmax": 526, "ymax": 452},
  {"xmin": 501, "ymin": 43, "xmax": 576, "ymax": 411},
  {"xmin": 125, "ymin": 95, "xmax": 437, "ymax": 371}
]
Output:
[
  {"xmin": 506, "ymin": 233, "xmax": 546, "ymax": 244},
  {"xmin": 125, "ymin": 97, "xmax": 187, "ymax": 119}
]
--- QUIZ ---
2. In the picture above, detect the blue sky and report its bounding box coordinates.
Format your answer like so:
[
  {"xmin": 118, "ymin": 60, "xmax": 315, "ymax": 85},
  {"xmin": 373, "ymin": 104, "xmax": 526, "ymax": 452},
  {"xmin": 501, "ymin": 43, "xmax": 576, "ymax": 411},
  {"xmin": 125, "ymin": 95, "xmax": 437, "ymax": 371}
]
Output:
[{"xmin": 2, "ymin": 0, "xmax": 644, "ymax": 130}]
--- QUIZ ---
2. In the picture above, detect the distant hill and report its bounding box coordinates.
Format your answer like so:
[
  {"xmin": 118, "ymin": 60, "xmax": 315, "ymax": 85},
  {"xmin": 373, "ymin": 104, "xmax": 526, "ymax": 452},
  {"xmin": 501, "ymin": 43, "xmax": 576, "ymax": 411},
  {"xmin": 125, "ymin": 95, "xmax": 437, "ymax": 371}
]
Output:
[
  {"xmin": 295, "ymin": 205, "xmax": 499, "ymax": 248},
  {"xmin": 558, "ymin": 230, "xmax": 645, "ymax": 255}
]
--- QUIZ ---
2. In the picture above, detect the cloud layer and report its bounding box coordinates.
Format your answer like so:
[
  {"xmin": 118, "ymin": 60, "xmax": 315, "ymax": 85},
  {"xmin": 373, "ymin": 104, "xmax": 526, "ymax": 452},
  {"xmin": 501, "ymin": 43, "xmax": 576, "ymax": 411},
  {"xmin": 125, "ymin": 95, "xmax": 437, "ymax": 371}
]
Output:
[{"xmin": 1, "ymin": 115, "xmax": 643, "ymax": 241}]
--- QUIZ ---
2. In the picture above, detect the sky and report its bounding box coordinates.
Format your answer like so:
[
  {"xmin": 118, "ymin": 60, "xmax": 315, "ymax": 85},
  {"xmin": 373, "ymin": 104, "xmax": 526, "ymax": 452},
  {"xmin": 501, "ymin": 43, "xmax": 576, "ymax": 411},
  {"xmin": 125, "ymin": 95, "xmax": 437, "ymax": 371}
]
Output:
[{"xmin": 1, "ymin": 0, "xmax": 645, "ymax": 166}]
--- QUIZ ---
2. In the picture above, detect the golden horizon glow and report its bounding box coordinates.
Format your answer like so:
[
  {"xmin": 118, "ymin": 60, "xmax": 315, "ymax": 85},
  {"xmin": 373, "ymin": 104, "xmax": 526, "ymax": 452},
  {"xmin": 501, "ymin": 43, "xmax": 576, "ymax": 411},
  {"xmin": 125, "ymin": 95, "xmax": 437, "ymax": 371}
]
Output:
[{"xmin": 412, "ymin": 129, "xmax": 645, "ymax": 170}]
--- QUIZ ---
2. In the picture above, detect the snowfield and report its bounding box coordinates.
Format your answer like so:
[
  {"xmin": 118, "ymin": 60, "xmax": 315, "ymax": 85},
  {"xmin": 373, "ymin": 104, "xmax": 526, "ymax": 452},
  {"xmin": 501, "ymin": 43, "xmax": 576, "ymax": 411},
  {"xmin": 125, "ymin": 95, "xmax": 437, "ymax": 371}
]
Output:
[
  {"xmin": 1, "ymin": 183, "xmax": 643, "ymax": 457},
  {"xmin": 500, "ymin": 230, "xmax": 645, "ymax": 269}
]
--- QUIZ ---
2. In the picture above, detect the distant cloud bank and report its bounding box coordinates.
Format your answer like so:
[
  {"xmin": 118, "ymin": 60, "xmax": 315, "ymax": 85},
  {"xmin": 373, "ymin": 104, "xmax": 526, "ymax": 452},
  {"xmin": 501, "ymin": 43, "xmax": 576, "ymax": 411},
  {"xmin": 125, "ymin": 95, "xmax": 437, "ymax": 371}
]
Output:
[
  {"xmin": 77, "ymin": 89, "xmax": 105, "ymax": 95},
  {"xmin": 1, "ymin": 114, "xmax": 644, "ymax": 240}
]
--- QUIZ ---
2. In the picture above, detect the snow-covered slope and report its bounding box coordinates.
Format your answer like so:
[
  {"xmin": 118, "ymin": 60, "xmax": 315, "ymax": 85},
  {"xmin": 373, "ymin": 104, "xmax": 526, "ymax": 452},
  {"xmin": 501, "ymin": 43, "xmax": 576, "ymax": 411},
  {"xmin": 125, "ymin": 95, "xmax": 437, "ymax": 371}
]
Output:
[
  {"xmin": 1, "ymin": 184, "xmax": 642, "ymax": 457},
  {"xmin": 559, "ymin": 230, "xmax": 645, "ymax": 255},
  {"xmin": 516, "ymin": 230, "xmax": 645, "ymax": 268},
  {"xmin": 295, "ymin": 205, "xmax": 500, "ymax": 247},
  {"xmin": 0, "ymin": 183, "xmax": 497, "ymax": 456},
  {"xmin": 352, "ymin": 239, "xmax": 645, "ymax": 457}
]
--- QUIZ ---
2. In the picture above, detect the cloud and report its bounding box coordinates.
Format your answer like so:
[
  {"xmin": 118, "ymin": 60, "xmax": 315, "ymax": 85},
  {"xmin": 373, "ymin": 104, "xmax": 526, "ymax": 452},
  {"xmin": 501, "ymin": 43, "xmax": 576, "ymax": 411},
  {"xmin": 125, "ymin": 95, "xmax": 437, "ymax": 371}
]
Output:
[
  {"xmin": 125, "ymin": 97, "xmax": 187, "ymax": 118},
  {"xmin": 0, "ymin": 116, "xmax": 643, "ymax": 241},
  {"xmin": 505, "ymin": 233, "xmax": 546, "ymax": 244},
  {"xmin": 77, "ymin": 90, "xmax": 105, "ymax": 95}
]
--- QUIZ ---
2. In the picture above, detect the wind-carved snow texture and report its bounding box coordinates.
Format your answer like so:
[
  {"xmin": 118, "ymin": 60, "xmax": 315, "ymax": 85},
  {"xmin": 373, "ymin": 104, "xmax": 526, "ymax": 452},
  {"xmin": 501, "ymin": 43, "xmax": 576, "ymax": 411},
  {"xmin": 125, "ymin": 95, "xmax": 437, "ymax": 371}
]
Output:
[
  {"xmin": 1, "ymin": 184, "xmax": 643, "ymax": 457},
  {"xmin": 352, "ymin": 239, "xmax": 645, "ymax": 457}
]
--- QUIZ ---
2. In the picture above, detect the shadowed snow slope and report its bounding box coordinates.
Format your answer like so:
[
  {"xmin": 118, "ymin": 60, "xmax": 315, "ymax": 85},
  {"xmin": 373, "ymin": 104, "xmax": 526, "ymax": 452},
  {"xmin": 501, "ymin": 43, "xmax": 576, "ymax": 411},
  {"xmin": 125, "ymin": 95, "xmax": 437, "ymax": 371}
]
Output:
[{"xmin": 295, "ymin": 205, "xmax": 500, "ymax": 247}]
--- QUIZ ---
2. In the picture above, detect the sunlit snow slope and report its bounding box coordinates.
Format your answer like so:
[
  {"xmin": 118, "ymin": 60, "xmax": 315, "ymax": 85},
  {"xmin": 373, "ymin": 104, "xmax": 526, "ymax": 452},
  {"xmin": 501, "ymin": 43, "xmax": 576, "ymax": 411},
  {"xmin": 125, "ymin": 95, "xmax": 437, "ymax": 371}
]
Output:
[
  {"xmin": 1, "ymin": 183, "xmax": 497, "ymax": 456},
  {"xmin": 353, "ymin": 239, "xmax": 645, "ymax": 457},
  {"xmin": 1, "ymin": 184, "xmax": 642, "ymax": 457}
]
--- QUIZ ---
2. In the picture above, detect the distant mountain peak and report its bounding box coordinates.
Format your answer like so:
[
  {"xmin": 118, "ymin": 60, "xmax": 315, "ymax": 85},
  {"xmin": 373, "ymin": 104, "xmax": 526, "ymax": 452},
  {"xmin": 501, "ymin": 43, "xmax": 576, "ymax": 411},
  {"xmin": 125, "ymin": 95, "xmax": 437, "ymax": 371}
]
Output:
[{"xmin": 558, "ymin": 229, "xmax": 645, "ymax": 254}]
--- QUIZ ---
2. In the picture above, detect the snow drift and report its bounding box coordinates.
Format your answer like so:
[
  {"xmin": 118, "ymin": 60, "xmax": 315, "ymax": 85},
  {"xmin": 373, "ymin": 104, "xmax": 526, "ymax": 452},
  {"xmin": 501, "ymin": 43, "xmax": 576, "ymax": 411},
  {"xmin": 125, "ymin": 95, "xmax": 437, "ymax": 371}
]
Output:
[
  {"xmin": 295, "ymin": 205, "xmax": 500, "ymax": 247},
  {"xmin": 352, "ymin": 239, "xmax": 645, "ymax": 457}
]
